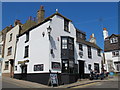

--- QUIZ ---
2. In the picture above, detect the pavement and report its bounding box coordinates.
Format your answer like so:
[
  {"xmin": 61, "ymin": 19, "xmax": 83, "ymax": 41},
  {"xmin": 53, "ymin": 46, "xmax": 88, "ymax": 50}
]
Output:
[
  {"xmin": 2, "ymin": 76, "xmax": 51, "ymax": 88},
  {"xmin": 56, "ymin": 76, "xmax": 119, "ymax": 88},
  {"xmin": 2, "ymin": 75, "xmax": 119, "ymax": 89}
]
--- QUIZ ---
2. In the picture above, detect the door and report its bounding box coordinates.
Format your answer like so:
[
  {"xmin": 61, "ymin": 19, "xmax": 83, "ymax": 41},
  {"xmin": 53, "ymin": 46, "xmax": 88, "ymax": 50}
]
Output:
[
  {"xmin": 79, "ymin": 60, "xmax": 85, "ymax": 79},
  {"xmin": 94, "ymin": 63, "xmax": 99, "ymax": 73},
  {"xmin": 21, "ymin": 64, "xmax": 27, "ymax": 79}
]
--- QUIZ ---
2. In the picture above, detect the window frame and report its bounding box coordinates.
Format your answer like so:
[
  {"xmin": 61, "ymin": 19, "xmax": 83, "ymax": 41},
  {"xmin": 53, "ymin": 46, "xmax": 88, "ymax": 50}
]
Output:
[
  {"xmin": 97, "ymin": 49, "xmax": 101, "ymax": 56},
  {"xmin": 62, "ymin": 38, "xmax": 68, "ymax": 49},
  {"xmin": 64, "ymin": 19, "xmax": 69, "ymax": 32},
  {"xmin": 110, "ymin": 37, "xmax": 118, "ymax": 44},
  {"xmin": 24, "ymin": 45, "xmax": 29, "ymax": 58},
  {"xmin": 25, "ymin": 32, "xmax": 29, "ymax": 43},
  {"xmin": 4, "ymin": 61, "xmax": 9, "ymax": 70},
  {"xmin": 112, "ymin": 51, "xmax": 119, "ymax": 57},
  {"xmin": 87, "ymin": 45, "xmax": 92, "ymax": 59},
  {"xmin": 79, "ymin": 44, "xmax": 83, "ymax": 51},
  {"xmin": 7, "ymin": 46, "xmax": 12, "ymax": 56},
  {"xmin": 9, "ymin": 33, "xmax": 12, "ymax": 42}
]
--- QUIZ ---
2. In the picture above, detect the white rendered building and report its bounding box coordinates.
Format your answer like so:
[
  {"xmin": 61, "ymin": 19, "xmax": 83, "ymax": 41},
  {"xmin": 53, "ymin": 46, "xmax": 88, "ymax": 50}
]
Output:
[
  {"xmin": 103, "ymin": 28, "xmax": 120, "ymax": 73},
  {"xmin": 2, "ymin": 22, "xmax": 21, "ymax": 77},
  {"xmin": 14, "ymin": 6, "xmax": 102, "ymax": 85}
]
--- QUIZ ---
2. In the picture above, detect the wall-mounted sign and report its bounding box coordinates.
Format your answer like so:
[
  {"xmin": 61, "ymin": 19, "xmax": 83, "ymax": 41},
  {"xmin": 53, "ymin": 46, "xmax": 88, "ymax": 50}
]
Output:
[
  {"xmin": 18, "ymin": 60, "xmax": 29, "ymax": 64},
  {"xmin": 34, "ymin": 64, "xmax": 44, "ymax": 71},
  {"xmin": 52, "ymin": 62, "xmax": 61, "ymax": 70}
]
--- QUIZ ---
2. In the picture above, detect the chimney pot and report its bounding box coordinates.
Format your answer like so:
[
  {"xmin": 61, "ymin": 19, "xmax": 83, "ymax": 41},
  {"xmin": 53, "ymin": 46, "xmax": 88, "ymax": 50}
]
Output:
[
  {"xmin": 40, "ymin": 5, "xmax": 44, "ymax": 10},
  {"xmin": 29, "ymin": 16, "xmax": 32, "ymax": 20},
  {"xmin": 103, "ymin": 28, "xmax": 107, "ymax": 31},
  {"xmin": 14, "ymin": 19, "xmax": 21, "ymax": 26}
]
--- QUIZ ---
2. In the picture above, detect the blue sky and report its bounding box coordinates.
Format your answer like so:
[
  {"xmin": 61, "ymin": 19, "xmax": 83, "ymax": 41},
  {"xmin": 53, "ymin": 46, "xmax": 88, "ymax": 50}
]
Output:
[{"xmin": 2, "ymin": 2, "xmax": 118, "ymax": 49}]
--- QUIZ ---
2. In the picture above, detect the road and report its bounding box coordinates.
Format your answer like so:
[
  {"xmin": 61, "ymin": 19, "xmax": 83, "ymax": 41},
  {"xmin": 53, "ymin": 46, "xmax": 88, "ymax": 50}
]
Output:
[
  {"xmin": 71, "ymin": 76, "xmax": 119, "ymax": 89},
  {"xmin": 2, "ymin": 80, "xmax": 24, "ymax": 88},
  {"xmin": 1, "ymin": 76, "xmax": 120, "ymax": 89}
]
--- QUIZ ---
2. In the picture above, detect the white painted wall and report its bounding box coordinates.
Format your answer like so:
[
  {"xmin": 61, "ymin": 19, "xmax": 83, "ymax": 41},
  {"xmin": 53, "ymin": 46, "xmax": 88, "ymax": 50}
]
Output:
[
  {"xmin": 2, "ymin": 25, "xmax": 20, "ymax": 73},
  {"xmin": 14, "ymin": 21, "xmax": 50, "ymax": 74},
  {"xmin": 104, "ymin": 50, "xmax": 120, "ymax": 72},
  {"xmin": 14, "ymin": 14, "xmax": 102, "ymax": 75},
  {"xmin": 50, "ymin": 15, "xmax": 76, "ymax": 73},
  {"xmin": 76, "ymin": 43, "xmax": 102, "ymax": 74}
]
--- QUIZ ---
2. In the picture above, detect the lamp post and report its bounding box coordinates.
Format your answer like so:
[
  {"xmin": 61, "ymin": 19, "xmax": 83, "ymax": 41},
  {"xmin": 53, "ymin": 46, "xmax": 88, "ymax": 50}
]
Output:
[
  {"xmin": 47, "ymin": 26, "xmax": 52, "ymax": 40},
  {"xmin": 47, "ymin": 26, "xmax": 52, "ymax": 73}
]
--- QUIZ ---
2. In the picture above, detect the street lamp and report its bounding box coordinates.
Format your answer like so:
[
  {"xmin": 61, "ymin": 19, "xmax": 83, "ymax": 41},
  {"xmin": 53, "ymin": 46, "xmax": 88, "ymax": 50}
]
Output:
[
  {"xmin": 47, "ymin": 26, "xmax": 52, "ymax": 40},
  {"xmin": 47, "ymin": 26, "xmax": 52, "ymax": 75}
]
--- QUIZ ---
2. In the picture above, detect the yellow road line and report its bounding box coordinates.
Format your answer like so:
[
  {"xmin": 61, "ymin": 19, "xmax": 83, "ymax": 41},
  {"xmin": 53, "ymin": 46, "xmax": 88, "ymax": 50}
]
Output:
[{"xmin": 72, "ymin": 82, "xmax": 99, "ymax": 88}]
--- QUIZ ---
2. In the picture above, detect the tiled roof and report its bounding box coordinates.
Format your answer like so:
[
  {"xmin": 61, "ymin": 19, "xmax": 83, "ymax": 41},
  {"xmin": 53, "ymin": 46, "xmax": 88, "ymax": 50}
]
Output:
[
  {"xmin": 19, "ymin": 12, "xmax": 72, "ymax": 36},
  {"xmin": 77, "ymin": 38, "xmax": 102, "ymax": 50}
]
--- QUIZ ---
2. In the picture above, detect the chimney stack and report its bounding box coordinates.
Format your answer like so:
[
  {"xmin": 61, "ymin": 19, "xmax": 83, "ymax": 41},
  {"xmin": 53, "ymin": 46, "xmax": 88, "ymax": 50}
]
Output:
[
  {"xmin": 14, "ymin": 19, "xmax": 22, "ymax": 26},
  {"xmin": 103, "ymin": 28, "xmax": 108, "ymax": 40},
  {"xmin": 89, "ymin": 33, "xmax": 96, "ymax": 44},
  {"xmin": 9, "ymin": 25, "xmax": 13, "ymax": 29},
  {"xmin": 37, "ymin": 5, "xmax": 45, "ymax": 24}
]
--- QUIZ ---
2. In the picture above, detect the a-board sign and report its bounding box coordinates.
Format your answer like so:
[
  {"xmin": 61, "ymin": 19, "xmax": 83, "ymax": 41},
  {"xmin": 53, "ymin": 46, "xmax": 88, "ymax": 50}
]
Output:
[{"xmin": 50, "ymin": 74, "xmax": 58, "ymax": 86}]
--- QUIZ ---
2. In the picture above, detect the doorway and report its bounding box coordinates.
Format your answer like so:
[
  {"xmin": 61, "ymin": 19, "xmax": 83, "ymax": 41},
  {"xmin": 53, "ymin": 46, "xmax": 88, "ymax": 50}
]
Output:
[
  {"xmin": 20, "ymin": 64, "xmax": 27, "ymax": 79},
  {"xmin": 79, "ymin": 60, "xmax": 85, "ymax": 79},
  {"xmin": 94, "ymin": 63, "xmax": 99, "ymax": 73}
]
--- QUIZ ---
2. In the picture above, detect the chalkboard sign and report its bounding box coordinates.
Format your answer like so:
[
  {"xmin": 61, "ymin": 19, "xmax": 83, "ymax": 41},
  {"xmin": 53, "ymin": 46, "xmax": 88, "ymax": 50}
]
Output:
[{"xmin": 50, "ymin": 74, "xmax": 58, "ymax": 86}]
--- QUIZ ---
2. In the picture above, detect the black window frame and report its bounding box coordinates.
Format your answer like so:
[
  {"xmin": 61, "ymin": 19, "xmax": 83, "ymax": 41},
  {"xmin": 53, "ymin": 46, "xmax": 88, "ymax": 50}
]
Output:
[
  {"xmin": 88, "ymin": 64, "xmax": 92, "ymax": 70},
  {"xmin": 25, "ymin": 32, "xmax": 29, "ymax": 43},
  {"xmin": 79, "ymin": 44, "xmax": 83, "ymax": 51},
  {"xmin": 97, "ymin": 49, "xmax": 101, "ymax": 56},
  {"xmin": 64, "ymin": 19, "xmax": 69, "ymax": 32},
  {"xmin": 87, "ymin": 45, "xmax": 92, "ymax": 59},
  {"xmin": 24, "ymin": 45, "xmax": 29, "ymax": 58}
]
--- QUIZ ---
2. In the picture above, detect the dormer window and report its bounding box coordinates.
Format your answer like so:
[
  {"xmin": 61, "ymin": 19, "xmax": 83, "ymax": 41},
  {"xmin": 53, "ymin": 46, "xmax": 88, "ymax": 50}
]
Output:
[
  {"xmin": 64, "ymin": 19, "xmax": 69, "ymax": 32},
  {"xmin": 110, "ymin": 37, "xmax": 118, "ymax": 43},
  {"xmin": 112, "ymin": 51, "xmax": 119, "ymax": 57}
]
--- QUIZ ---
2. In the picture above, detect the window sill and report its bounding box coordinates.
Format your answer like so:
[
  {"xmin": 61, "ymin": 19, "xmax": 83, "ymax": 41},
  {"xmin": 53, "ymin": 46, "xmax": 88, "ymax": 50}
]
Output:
[
  {"xmin": 25, "ymin": 40, "xmax": 29, "ymax": 43},
  {"xmin": 88, "ymin": 57, "xmax": 92, "ymax": 59},
  {"xmin": 7, "ymin": 54, "xmax": 11, "ymax": 56},
  {"xmin": 64, "ymin": 29, "xmax": 70, "ymax": 33},
  {"xmin": 24, "ymin": 56, "xmax": 28, "ymax": 58}
]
